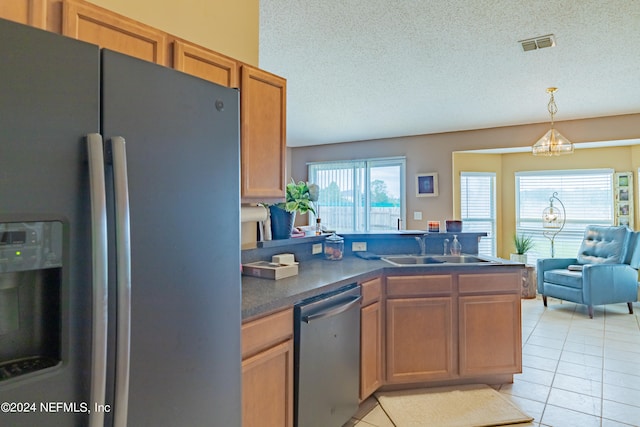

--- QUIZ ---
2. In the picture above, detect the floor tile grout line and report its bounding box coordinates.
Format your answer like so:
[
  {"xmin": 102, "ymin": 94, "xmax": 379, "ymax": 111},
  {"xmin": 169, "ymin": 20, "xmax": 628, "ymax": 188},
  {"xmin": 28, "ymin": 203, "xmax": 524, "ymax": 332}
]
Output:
[
  {"xmin": 528, "ymin": 299, "xmax": 640, "ymax": 425},
  {"xmin": 373, "ymin": 396, "xmax": 397, "ymax": 427},
  {"xmin": 545, "ymin": 303, "xmax": 604, "ymax": 424},
  {"xmin": 541, "ymin": 300, "xmax": 572, "ymax": 425},
  {"xmin": 599, "ymin": 306, "xmax": 607, "ymax": 426}
]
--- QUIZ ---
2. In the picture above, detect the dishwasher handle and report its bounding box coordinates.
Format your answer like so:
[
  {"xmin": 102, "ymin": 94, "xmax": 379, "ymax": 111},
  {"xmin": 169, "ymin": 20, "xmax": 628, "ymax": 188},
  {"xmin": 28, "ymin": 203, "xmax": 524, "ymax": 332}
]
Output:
[{"xmin": 302, "ymin": 296, "xmax": 362, "ymax": 323}]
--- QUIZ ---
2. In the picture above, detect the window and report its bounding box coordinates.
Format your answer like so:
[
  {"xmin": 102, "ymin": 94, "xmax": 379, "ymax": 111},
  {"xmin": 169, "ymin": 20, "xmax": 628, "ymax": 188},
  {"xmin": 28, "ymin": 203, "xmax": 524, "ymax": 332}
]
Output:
[
  {"xmin": 460, "ymin": 172, "xmax": 496, "ymax": 256},
  {"xmin": 515, "ymin": 169, "xmax": 614, "ymax": 263},
  {"xmin": 308, "ymin": 157, "xmax": 405, "ymax": 232}
]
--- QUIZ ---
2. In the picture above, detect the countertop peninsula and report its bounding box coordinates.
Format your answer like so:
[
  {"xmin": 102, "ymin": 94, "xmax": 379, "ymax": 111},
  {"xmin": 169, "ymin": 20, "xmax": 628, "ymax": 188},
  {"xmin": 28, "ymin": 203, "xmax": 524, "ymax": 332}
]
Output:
[{"xmin": 241, "ymin": 254, "xmax": 521, "ymax": 321}]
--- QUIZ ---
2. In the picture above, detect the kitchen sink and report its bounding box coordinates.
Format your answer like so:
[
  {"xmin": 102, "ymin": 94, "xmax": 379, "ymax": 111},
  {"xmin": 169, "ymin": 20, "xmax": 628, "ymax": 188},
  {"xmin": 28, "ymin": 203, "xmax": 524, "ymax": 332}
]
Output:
[{"xmin": 382, "ymin": 254, "xmax": 492, "ymax": 266}]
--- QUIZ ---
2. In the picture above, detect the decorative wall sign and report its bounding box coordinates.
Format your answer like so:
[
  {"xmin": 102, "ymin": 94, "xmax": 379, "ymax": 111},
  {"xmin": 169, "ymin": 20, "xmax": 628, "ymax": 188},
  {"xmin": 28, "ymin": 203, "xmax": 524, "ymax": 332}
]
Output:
[
  {"xmin": 615, "ymin": 172, "xmax": 634, "ymax": 228},
  {"xmin": 416, "ymin": 173, "xmax": 438, "ymax": 197}
]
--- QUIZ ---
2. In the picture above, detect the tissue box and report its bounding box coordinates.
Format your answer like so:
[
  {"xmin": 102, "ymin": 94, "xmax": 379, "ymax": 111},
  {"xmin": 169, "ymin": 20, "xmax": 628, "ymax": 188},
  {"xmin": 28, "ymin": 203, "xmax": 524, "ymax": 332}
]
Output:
[
  {"xmin": 272, "ymin": 253, "xmax": 296, "ymax": 265},
  {"xmin": 242, "ymin": 261, "xmax": 299, "ymax": 280}
]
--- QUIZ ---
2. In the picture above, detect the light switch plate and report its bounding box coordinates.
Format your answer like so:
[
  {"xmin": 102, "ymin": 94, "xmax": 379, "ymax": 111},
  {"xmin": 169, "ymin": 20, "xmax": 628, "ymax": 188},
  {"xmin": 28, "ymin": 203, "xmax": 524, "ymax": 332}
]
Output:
[
  {"xmin": 414, "ymin": 211, "xmax": 423, "ymax": 220},
  {"xmin": 312, "ymin": 243, "xmax": 323, "ymax": 254},
  {"xmin": 352, "ymin": 242, "xmax": 367, "ymax": 252}
]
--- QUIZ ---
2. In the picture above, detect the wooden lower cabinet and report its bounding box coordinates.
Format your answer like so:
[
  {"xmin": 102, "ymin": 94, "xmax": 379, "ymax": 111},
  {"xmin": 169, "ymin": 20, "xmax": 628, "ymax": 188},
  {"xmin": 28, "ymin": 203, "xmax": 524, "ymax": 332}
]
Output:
[
  {"xmin": 241, "ymin": 309, "xmax": 294, "ymax": 427},
  {"xmin": 238, "ymin": 269, "xmax": 523, "ymax": 425},
  {"xmin": 384, "ymin": 269, "xmax": 522, "ymax": 387},
  {"xmin": 459, "ymin": 293, "xmax": 522, "ymax": 377},
  {"xmin": 360, "ymin": 278, "xmax": 383, "ymax": 400},
  {"xmin": 386, "ymin": 296, "xmax": 454, "ymax": 383},
  {"xmin": 242, "ymin": 339, "xmax": 293, "ymax": 427}
]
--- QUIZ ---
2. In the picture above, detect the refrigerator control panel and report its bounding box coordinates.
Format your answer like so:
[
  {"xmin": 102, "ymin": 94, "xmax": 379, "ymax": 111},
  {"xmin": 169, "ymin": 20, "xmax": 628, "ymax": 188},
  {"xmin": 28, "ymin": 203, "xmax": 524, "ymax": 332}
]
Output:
[{"xmin": 0, "ymin": 221, "xmax": 63, "ymax": 273}]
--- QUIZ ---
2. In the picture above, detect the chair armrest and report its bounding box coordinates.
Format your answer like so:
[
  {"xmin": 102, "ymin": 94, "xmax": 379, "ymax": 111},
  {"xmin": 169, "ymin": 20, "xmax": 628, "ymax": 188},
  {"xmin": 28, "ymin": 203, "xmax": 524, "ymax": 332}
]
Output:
[
  {"xmin": 582, "ymin": 263, "xmax": 639, "ymax": 305},
  {"xmin": 536, "ymin": 258, "xmax": 577, "ymax": 293},
  {"xmin": 537, "ymin": 257, "xmax": 577, "ymax": 271}
]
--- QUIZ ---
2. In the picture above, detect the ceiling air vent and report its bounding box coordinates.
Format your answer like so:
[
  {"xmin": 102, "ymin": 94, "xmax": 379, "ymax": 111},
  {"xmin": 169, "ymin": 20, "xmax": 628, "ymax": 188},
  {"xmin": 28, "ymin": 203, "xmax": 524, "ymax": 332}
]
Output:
[{"xmin": 519, "ymin": 34, "xmax": 556, "ymax": 52}]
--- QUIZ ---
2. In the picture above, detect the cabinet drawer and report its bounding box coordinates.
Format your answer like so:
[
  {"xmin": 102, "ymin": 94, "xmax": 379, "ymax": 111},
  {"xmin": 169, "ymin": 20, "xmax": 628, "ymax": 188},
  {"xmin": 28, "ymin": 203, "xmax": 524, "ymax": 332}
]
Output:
[
  {"xmin": 242, "ymin": 308, "xmax": 293, "ymax": 359},
  {"xmin": 361, "ymin": 277, "xmax": 382, "ymax": 306},
  {"xmin": 458, "ymin": 271, "xmax": 521, "ymax": 294},
  {"xmin": 386, "ymin": 275, "xmax": 452, "ymax": 297}
]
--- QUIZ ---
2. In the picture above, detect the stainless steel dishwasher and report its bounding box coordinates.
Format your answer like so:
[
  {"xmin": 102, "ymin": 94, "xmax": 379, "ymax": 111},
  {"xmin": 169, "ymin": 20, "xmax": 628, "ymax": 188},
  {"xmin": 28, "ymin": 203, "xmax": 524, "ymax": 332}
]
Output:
[{"xmin": 294, "ymin": 283, "xmax": 361, "ymax": 427}]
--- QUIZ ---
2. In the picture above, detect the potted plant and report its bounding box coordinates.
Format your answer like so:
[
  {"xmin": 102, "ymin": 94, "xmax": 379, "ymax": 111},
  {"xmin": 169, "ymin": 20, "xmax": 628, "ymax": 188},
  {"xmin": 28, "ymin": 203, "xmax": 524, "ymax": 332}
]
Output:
[
  {"xmin": 268, "ymin": 180, "xmax": 317, "ymax": 239},
  {"xmin": 511, "ymin": 233, "xmax": 535, "ymax": 263}
]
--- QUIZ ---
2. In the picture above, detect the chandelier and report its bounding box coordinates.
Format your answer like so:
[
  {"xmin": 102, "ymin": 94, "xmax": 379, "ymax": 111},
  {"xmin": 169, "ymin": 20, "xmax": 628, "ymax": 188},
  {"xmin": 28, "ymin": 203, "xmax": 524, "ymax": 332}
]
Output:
[{"xmin": 532, "ymin": 87, "xmax": 574, "ymax": 156}]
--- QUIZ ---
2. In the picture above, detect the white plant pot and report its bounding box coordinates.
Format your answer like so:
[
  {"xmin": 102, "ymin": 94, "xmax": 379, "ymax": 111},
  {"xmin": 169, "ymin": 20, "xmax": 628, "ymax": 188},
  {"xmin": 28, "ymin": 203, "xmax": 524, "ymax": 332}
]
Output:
[{"xmin": 510, "ymin": 253, "xmax": 528, "ymax": 264}]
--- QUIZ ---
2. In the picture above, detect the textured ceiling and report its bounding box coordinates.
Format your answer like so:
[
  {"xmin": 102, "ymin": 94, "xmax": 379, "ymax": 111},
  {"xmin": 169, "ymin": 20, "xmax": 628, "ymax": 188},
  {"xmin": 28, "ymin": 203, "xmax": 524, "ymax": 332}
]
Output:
[{"xmin": 259, "ymin": 0, "xmax": 640, "ymax": 147}]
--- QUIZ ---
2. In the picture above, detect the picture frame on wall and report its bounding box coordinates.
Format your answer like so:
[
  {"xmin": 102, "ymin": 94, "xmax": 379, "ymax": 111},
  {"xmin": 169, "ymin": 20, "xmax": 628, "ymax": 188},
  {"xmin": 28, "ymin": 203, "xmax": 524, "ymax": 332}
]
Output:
[
  {"xmin": 614, "ymin": 172, "xmax": 634, "ymax": 228},
  {"xmin": 619, "ymin": 203, "xmax": 630, "ymax": 216},
  {"xmin": 416, "ymin": 173, "xmax": 438, "ymax": 197},
  {"xmin": 619, "ymin": 188, "xmax": 629, "ymax": 201}
]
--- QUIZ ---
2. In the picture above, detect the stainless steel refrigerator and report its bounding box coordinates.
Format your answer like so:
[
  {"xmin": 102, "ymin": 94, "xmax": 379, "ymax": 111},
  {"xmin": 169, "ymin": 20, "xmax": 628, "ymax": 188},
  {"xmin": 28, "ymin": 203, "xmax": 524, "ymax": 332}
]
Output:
[{"xmin": 0, "ymin": 18, "xmax": 241, "ymax": 427}]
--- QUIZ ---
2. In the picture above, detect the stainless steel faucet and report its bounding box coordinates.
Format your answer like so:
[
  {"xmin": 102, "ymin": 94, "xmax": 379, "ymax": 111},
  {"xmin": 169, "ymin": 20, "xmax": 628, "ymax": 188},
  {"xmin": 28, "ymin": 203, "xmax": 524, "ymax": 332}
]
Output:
[
  {"xmin": 443, "ymin": 238, "xmax": 449, "ymax": 255},
  {"xmin": 415, "ymin": 234, "xmax": 428, "ymax": 255}
]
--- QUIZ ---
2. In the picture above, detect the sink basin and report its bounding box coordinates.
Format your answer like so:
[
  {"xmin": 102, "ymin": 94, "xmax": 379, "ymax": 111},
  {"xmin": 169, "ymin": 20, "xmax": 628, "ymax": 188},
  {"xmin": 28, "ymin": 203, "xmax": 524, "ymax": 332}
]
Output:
[
  {"xmin": 382, "ymin": 254, "xmax": 491, "ymax": 266},
  {"xmin": 381, "ymin": 255, "xmax": 442, "ymax": 265},
  {"xmin": 431, "ymin": 255, "xmax": 489, "ymax": 263}
]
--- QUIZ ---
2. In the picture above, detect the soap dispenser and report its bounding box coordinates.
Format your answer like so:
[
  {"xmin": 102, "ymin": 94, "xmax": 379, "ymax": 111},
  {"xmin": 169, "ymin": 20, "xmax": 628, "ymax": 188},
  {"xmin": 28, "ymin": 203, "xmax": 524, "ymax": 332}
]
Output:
[{"xmin": 451, "ymin": 235, "xmax": 462, "ymax": 255}]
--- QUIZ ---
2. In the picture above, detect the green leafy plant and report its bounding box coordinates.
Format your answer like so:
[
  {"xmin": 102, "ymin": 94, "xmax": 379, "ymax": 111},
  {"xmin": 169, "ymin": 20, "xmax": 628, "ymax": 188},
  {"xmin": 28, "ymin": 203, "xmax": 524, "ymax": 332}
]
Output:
[
  {"xmin": 513, "ymin": 233, "xmax": 535, "ymax": 255},
  {"xmin": 276, "ymin": 180, "xmax": 316, "ymax": 215}
]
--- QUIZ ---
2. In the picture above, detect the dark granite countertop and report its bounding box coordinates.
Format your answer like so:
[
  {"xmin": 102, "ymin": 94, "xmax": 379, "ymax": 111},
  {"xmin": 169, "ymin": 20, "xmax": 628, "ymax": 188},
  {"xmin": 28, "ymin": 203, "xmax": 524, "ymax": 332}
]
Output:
[
  {"xmin": 242, "ymin": 257, "xmax": 387, "ymax": 321},
  {"xmin": 241, "ymin": 255, "xmax": 522, "ymax": 321}
]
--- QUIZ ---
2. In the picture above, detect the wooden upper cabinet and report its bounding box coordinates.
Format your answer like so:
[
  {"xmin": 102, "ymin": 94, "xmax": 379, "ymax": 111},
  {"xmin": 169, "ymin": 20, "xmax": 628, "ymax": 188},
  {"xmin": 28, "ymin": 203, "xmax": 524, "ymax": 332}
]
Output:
[
  {"xmin": 0, "ymin": 0, "xmax": 46, "ymax": 28},
  {"xmin": 173, "ymin": 40, "xmax": 238, "ymax": 88},
  {"xmin": 240, "ymin": 65, "xmax": 286, "ymax": 202},
  {"xmin": 62, "ymin": 0, "xmax": 167, "ymax": 64}
]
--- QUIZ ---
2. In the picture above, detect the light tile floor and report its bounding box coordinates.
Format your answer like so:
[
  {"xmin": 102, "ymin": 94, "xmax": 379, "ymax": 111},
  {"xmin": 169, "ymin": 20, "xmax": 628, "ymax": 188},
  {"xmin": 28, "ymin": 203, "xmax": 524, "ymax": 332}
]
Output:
[{"xmin": 345, "ymin": 297, "xmax": 640, "ymax": 427}]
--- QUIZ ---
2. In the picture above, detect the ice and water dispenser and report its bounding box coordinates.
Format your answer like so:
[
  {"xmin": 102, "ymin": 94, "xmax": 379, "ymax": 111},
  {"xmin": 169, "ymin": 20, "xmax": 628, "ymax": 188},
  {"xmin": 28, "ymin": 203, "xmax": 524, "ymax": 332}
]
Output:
[{"xmin": 0, "ymin": 221, "xmax": 63, "ymax": 381}]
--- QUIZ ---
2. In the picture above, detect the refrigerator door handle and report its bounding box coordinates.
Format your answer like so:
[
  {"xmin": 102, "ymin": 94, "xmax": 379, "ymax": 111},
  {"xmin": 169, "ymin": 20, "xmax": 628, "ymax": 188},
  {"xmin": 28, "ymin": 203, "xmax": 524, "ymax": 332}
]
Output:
[
  {"xmin": 110, "ymin": 136, "xmax": 132, "ymax": 427},
  {"xmin": 87, "ymin": 133, "xmax": 108, "ymax": 427}
]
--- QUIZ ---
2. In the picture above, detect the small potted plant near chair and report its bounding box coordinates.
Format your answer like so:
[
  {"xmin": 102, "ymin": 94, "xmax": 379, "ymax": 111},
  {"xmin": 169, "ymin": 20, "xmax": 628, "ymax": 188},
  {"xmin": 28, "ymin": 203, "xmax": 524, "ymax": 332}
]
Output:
[
  {"xmin": 511, "ymin": 233, "xmax": 535, "ymax": 264},
  {"xmin": 268, "ymin": 180, "xmax": 317, "ymax": 239}
]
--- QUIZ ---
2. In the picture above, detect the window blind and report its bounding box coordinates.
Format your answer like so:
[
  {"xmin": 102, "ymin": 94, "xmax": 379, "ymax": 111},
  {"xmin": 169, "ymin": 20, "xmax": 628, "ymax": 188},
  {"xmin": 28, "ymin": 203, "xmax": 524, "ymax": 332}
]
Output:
[
  {"xmin": 460, "ymin": 172, "xmax": 496, "ymax": 256},
  {"xmin": 515, "ymin": 169, "xmax": 614, "ymax": 263}
]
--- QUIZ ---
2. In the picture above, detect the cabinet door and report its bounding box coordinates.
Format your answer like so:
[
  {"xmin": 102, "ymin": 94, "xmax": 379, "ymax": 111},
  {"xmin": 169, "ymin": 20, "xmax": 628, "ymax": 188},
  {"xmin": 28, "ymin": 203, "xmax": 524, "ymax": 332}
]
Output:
[
  {"xmin": 360, "ymin": 301, "xmax": 382, "ymax": 400},
  {"xmin": 242, "ymin": 339, "xmax": 294, "ymax": 427},
  {"xmin": 240, "ymin": 65, "xmax": 286, "ymax": 202},
  {"xmin": 459, "ymin": 293, "xmax": 522, "ymax": 377},
  {"xmin": 62, "ymin": 0, "xmax": 167, "ymax": 64},
  {"xmin": 0, "ymin": 0, "xmax": 46, "ymax": 28},
  {"xmin": 386, "ymin": 297, "xmax": 454, "ymax": 383},
  {"xmin": 173, "ymin": 40, "xmax": 238, "ymax": 88}
]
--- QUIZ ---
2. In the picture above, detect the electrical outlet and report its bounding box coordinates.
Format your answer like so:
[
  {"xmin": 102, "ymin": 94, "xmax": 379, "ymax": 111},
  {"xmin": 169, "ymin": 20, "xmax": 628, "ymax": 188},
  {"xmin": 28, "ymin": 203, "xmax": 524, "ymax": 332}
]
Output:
[
  {"xmin": 352, "ymin": 242, "xmax": 367, "ymax": 252},
  {"xmin": 414, "ymin": 211, "xmax": 423, "ymax": 220},
  {"xmin": 312, "ymin": 243, "xmax": 323, "ymax": 254}
]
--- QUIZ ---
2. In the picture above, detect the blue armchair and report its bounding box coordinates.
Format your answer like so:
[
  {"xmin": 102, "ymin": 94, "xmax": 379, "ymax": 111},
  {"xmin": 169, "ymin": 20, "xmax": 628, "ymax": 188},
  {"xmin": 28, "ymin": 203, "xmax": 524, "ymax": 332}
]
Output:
[{"xmin": 537, "ymin": 225, "xmax": 640, "ymax": 318}]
